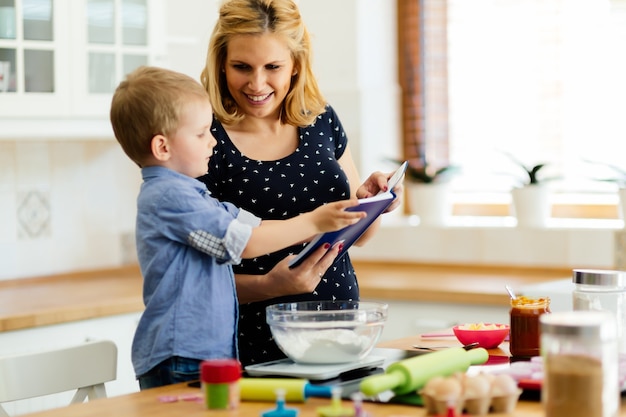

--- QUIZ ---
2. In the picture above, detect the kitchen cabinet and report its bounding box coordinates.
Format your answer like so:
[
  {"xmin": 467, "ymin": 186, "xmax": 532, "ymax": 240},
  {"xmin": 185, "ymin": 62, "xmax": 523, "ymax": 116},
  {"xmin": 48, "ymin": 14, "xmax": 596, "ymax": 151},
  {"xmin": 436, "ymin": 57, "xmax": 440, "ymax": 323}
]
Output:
[{"xmin": 0, "ymin": 0, "xmax": 165, "ymax": 139}]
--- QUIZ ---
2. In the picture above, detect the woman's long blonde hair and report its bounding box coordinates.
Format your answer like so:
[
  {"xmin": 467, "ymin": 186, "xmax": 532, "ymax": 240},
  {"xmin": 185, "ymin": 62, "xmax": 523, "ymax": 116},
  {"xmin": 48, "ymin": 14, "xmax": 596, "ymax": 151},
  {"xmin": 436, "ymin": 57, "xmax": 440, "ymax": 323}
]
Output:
[{"xmin": 200, "ymin": 0, "xmax": 326, "ymax": 126}]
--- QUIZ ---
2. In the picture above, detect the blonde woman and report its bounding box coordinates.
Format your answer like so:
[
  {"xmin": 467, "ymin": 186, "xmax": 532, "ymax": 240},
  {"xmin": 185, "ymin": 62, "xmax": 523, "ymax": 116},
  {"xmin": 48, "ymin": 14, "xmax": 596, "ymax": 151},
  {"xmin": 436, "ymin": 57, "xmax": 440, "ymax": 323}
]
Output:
[{"xmin": 199, "ymin": 0, "xmax": 402, "ymax": 366}]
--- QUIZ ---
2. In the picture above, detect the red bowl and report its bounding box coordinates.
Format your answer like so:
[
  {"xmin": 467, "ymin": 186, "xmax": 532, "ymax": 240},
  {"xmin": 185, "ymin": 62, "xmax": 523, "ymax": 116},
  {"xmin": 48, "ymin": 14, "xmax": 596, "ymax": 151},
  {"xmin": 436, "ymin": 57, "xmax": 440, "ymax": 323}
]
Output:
[{"xmin": 452, "ymin": 324, "xmax": 510, "ymax": 349}]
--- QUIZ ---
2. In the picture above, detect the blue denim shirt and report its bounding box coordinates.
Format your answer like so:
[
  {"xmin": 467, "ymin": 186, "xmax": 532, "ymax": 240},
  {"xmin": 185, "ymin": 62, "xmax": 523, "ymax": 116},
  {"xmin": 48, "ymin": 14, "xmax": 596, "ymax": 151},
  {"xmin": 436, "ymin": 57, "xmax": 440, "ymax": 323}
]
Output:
[{"xmin": 131, "ymin": 166, "xmax": 260, "ymax": 377}]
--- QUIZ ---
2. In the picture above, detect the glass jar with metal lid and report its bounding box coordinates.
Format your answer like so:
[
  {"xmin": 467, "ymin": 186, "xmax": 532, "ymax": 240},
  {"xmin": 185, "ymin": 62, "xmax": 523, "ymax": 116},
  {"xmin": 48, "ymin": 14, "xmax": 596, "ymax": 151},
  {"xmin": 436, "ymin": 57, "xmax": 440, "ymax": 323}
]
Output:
[
  {"xmin": 541, "ymin": 310, "xmax": 619, "ymax": 417},
  {"xmin": 572, "ymin": 269, "xmax": 626, "ymax": 355}
]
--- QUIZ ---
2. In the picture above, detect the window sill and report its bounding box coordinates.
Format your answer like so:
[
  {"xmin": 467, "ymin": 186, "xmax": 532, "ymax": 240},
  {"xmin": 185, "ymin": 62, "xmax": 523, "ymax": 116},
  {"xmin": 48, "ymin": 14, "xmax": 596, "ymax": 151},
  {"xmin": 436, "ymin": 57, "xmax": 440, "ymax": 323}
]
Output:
[
  {"xmin": 432, "ymin": 214, "xmax": 622, "ymax": 229},
  {"xmin": 452, "ymin": 201, "xmax": 621, "ymax": 220},
  {"xmin": 349, "ymin": 214, "xmax": 625, "ymax": 269}
]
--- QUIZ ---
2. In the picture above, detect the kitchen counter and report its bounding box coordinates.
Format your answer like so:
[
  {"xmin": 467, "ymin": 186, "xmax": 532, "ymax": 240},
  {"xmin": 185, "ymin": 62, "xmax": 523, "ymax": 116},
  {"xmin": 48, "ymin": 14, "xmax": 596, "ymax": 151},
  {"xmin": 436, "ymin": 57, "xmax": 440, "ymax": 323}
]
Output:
[
  {"xmin": 0, "ymin": 261, "xmax": 571, "ymax": 332},
  {"xmin": 356, "ymin": 261, "xmax": 569, "ymax": 306},
  {"xmin": 0, "ymin": 265, "xmax": 144, "ymax": 332},
  {"xmin": 18, "ymin": 334, "xmax": 626, "ymax": 417}
]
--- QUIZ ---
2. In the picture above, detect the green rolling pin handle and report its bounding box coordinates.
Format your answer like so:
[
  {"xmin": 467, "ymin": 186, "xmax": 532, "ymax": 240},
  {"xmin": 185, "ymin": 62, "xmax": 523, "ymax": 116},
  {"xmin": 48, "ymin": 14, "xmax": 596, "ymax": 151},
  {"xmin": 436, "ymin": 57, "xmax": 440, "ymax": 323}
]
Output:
[
  {"xmin": 357, "ymin": 370, "xmax": 407, "ymax": 398},
  {"xmin": 359, "ymin": 347, "xmax": 489, "ymax": 397},
  {"xmin": 465, "ymin": 346, "xmax": 489, "ymax": 365}
]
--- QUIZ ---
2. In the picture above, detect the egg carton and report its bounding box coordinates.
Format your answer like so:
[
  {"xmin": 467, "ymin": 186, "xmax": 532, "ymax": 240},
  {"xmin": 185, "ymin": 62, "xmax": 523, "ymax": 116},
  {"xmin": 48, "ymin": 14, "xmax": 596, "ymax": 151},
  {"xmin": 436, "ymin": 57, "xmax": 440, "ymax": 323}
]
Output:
[{"xmin": 420, "ymin": 373, "xmax": 522, "ymax": 416}]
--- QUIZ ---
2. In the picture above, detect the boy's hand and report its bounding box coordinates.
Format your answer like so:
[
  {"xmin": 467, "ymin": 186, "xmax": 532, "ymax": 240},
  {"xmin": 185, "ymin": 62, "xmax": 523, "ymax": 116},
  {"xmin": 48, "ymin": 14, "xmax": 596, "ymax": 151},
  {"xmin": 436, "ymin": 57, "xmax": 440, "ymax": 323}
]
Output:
[{"xmin": 313, "ymin": 199, "xmax": 365, "ymax": 233}]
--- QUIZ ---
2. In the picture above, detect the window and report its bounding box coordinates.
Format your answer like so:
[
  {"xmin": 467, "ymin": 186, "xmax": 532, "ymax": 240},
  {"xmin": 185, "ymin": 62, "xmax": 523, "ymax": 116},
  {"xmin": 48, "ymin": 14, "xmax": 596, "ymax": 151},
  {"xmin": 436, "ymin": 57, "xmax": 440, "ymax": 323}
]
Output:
[
  {"xmin": 0, "ymin": 0, "xmax": 56, "ymax": 94},
  {"xmin": 85, "ymin": 0, "xmax": 149, "ymax": 95},
  {"xmin": 0, "ymin": 0, "xmax": 162, "ymax": 138},
  {"xmin": 400, "ymin": 0, "xmax": 626, "ymax": 218}
]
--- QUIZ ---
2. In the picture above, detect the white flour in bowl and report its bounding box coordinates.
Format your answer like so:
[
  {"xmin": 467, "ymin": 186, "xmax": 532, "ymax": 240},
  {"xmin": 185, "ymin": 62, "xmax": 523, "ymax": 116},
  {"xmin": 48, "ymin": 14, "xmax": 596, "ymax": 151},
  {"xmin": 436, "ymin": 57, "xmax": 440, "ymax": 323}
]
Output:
[{"xmin": 275, "ymin": 328, "xmax": 374, "ymax": 363}]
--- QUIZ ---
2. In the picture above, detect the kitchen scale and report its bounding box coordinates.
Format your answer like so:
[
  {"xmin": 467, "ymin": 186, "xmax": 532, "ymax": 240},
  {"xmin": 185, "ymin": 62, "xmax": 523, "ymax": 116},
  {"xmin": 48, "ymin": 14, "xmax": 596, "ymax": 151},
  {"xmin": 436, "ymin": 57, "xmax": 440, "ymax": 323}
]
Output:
[
  {"xmin": 244, "ymin": 354, "xmax": 386, "ymax": 380},
  {"xmin": 243, "ymin": 349, "xmax": 428, "ymax": 400},
  {"xmin": 245, "ymin": 354, "xmax": 388, "ymax": 400}
]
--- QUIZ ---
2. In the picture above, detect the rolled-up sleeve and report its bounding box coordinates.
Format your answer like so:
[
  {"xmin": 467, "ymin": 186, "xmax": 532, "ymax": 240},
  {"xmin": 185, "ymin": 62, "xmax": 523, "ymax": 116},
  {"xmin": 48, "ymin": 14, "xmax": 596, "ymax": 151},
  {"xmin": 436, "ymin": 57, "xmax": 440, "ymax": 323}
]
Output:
[{"xmin": 186, "ymin": 209, "xmax": 260, "ymax": 265}]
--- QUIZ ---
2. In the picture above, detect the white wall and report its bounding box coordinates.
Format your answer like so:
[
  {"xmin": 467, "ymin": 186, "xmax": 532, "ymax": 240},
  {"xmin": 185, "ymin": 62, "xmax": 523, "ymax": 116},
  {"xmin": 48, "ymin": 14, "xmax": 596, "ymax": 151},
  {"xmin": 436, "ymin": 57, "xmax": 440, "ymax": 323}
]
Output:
[
  {"xmin": 162, "ymin": 0, "xmax": 218, "ymax": 81},
  {"xmin": 299, "ymin": 0, "xmax": 401, "ymax": 175}
]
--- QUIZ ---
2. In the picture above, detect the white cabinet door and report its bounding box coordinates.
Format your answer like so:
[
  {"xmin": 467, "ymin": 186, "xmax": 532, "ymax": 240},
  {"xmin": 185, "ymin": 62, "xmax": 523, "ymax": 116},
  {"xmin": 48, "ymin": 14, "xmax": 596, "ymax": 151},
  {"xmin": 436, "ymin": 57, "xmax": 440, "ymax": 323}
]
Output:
[
  {"xmin": 0, "ymin": 0, "xmax": 71, "ymax": 116},
  {"xmin": 69, "ymin": 0, "xmax": 166, "ymax": 117},
  {"xmin": 0, "ymin": 0, "xmax": 165, "ymax": 138}
]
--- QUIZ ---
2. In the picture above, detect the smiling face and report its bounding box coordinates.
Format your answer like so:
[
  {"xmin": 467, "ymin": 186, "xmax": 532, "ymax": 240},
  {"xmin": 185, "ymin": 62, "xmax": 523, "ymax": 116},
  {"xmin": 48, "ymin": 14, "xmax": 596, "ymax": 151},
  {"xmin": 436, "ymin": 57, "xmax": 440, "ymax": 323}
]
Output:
[
  {"xmin": 224, "ymin": 33, "xmax": 295, "ymax": 121},
  {"xmin": 165, "ymin": 98, "xmax": 216, "ymax": 178}
]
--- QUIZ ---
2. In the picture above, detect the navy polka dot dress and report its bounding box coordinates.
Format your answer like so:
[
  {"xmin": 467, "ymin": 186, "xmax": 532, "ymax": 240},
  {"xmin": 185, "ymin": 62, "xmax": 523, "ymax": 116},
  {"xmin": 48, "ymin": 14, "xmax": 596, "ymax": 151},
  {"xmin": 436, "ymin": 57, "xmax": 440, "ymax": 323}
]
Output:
[{"xmin": 199, "ymin": 105, "xmax": 360, "ymax": 366}]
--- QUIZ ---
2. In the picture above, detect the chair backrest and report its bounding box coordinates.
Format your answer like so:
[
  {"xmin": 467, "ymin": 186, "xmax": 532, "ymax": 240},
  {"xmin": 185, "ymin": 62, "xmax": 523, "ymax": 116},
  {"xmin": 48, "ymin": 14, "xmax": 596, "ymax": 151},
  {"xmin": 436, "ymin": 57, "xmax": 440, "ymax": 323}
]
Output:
[{"xmin": 0, "ymin": 339, "xmax": 117, "ymax": 417}]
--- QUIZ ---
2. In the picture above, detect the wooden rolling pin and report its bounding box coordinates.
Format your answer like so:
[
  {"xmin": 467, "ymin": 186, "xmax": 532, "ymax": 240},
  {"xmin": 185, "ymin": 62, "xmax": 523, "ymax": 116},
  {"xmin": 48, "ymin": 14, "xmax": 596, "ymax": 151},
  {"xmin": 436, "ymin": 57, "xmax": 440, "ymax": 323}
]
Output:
[{"xmin": 360, "ymin": 346, "xmax": 489, "ymax": 396}]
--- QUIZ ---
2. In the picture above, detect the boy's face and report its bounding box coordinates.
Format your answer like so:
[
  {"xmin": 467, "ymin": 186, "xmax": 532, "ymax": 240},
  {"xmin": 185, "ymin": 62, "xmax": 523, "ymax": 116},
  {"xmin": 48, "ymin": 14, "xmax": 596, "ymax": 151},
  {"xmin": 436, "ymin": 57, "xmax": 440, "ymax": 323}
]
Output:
[{"xmin": 166, "ymin": 98, "xmax": 216, "ymax": 178}]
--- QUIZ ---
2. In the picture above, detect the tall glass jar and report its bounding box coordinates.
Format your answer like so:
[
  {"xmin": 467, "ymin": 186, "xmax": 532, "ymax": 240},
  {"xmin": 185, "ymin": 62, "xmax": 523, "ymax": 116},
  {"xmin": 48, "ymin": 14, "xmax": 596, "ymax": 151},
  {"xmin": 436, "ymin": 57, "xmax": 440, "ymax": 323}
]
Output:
[
  {"xmin": 541, "ymin": 310, "xmax": 618, "ymax": 417},
  {"xmin": 572, "ymin": 269, "xmax": 626, "ymax": 355},
  {"xmin": 509, "ymin": 295, "xmax": 550, "ymax": 358}
]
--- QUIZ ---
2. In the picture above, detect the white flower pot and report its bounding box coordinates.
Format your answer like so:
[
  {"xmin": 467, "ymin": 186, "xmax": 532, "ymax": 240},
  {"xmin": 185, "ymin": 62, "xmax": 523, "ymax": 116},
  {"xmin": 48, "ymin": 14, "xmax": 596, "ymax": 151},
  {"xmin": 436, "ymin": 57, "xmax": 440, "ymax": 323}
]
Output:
[
  {"xmin": 511, "ymin": 185, "xmax": 550, "ymax": 228},
  {"xmin": 406, "ymin": 182, "xmax": 451, "ymax": 226}
]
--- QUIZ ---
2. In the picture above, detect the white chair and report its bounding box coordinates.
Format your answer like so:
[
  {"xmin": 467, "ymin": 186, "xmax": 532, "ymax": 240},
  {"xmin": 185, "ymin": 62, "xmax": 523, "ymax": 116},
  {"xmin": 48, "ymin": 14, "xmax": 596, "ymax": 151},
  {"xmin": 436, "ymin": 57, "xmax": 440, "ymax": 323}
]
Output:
[{"xmin": 0, "ymin": 339, "xmax": 117, "ymax": 417}]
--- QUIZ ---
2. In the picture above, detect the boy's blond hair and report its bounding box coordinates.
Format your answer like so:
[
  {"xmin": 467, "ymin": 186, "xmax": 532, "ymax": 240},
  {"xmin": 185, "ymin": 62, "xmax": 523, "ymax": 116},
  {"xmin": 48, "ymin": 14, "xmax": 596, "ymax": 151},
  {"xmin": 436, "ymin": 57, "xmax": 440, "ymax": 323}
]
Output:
[
  {"xmin": 110, "ymin": 66, "xmax": 210, "ymax": 167},
  {"xmin": 200, "ymin": 0, "xmax": 326, "ymax": 127}
]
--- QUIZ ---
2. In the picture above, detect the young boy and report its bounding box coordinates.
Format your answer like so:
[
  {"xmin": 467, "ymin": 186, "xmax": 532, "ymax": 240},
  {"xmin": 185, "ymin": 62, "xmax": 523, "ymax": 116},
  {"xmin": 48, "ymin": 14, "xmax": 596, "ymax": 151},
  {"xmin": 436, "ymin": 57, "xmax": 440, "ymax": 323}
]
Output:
[{"xmin": 109, "ymin": 66, "xmax": 364, "ymax": 389}]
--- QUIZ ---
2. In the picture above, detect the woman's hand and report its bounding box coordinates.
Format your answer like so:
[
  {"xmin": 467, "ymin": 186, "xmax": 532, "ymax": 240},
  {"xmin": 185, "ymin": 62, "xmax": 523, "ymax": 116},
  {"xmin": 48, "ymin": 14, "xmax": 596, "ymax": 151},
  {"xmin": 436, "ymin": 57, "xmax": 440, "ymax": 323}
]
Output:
[
  {"xmin": 356, "ymin": 170, "xmax": 404, "ymax": 213},
  {"xmin": 235, "ymin": 242, "xmax": 343, "ymax": 304}
]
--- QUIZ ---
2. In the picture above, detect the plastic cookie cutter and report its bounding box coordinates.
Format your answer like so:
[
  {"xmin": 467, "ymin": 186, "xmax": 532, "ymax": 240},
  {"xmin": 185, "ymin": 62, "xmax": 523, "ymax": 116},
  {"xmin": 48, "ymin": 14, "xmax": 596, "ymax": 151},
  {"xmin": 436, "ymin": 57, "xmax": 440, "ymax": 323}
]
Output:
[
  {"xmin": 261, "ymin": 388, "xmax": 299, "ymax": 417},
  {"xmin": 316, "ymin": 387, "xmax": 354, "ymax": 417},
  {"xmin": 350, "ymin": 392, "xmax": 371, "ymax": 417}
]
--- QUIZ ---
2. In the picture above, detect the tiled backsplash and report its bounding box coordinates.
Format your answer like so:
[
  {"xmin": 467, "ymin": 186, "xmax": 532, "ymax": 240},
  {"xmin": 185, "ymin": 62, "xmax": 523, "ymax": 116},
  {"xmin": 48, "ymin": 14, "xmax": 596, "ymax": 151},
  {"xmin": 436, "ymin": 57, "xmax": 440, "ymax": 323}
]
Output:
[
  {"xmin": 17, "ymin": 189, "xmax": 51, "ymax": 239},
  {"xmin": 0, "ymin": 140, "xmax": 140, "ymax": 280}
]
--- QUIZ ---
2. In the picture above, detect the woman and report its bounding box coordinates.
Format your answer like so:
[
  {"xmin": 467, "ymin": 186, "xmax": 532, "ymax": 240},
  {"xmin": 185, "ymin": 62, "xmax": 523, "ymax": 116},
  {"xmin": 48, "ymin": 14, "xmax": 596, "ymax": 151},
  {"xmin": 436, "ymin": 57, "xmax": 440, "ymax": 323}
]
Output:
[{"xmin": 199, "ymin": 0, "xmax": 402, "ymax": 366}]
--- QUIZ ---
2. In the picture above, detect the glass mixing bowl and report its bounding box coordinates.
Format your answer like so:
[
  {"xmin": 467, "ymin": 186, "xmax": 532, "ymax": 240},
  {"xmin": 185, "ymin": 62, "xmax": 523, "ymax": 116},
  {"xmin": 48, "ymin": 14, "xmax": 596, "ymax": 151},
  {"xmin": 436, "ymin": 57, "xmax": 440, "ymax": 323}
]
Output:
[{"xmin": 265, "ymin": 300, "xmax": 388, "ymax": 364}]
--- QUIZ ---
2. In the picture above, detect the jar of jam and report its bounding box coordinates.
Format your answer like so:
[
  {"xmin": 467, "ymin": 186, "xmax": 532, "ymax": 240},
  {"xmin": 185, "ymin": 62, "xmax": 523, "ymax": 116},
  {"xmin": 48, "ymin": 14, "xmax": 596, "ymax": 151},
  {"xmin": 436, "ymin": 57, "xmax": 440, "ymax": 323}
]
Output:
[{"xmin": 509, "ymin": 295, "xmax": 550, "ymax": 358}]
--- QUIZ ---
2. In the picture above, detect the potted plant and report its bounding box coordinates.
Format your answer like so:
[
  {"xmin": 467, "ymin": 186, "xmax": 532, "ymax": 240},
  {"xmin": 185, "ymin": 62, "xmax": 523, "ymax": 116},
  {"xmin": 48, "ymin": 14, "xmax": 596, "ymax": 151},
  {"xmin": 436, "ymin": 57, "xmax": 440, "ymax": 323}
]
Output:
[
  {"xmin": 402, "ymin": 161, "xmax": 460, "ymax": 184},
  {"xmin": 503, "ymin": 152, "xmax": 560, "ymax": 228},
  {"xmin": 584, "ymin": 160, "xmax": 626, "ymax": 223},
  {"xmin": 389, "ymin": 158, "xmax": 460, "ymax": 226}
]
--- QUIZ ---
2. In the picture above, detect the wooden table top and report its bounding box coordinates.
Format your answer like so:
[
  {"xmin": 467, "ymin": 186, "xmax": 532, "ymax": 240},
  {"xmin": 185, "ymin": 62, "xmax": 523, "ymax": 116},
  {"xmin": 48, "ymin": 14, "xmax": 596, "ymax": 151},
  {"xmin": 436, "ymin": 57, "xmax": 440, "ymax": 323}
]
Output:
[{"xmin": 19, "ymin": 334, "xmax": 625, "ymax": 417}]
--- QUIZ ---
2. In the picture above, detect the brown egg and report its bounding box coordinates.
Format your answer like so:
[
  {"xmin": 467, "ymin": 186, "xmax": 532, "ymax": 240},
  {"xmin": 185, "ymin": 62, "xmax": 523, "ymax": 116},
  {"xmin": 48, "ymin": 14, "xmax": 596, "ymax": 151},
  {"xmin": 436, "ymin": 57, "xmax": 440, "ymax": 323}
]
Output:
[
  {"xmin": 422, "ymin": 376, "xmax": 445, "ymax": 396},
  {"xmin": 481, "ymin": 372, "xmax": 496, "ymax": 384},
  {"xmin": 431, "ymin": 376, "xmax": 462, "ymax": 401},
  {"xmin": 491, "ymin": 373, "xmax": 519, "ymax": 396},
  {"xmin": 463, "ymin": 374, "xmax": 491, "ymax": 399}
]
